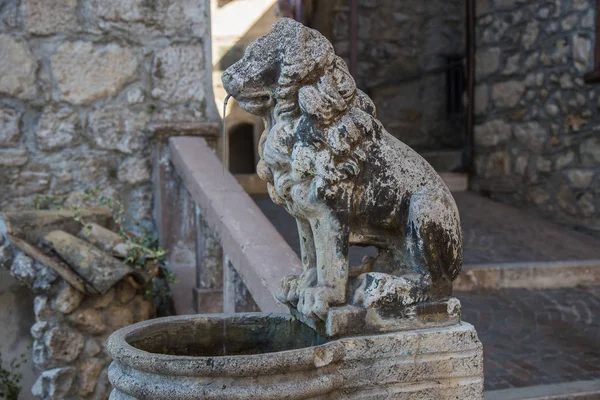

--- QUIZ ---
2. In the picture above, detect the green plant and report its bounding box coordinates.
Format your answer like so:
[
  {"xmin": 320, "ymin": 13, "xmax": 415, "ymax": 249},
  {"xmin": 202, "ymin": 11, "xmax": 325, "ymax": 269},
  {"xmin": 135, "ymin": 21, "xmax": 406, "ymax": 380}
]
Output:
[
  {"xmin": 0, "ymin": 351, "xmax": 25, "ymax": 400},
  {"xmin": 77, "ymin": 189, "xmax": 177, "ymax": 301},
  {"xmin": 33, "ymin": 190, "xmax": 177, "ymax": 310}
]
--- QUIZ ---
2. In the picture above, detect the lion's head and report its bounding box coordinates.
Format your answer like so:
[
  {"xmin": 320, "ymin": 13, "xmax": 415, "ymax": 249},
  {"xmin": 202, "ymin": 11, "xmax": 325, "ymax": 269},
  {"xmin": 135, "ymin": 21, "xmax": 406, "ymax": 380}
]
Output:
[{"xmin": 223, "ymin": 18, "xmax": 378, "ymax": 204}]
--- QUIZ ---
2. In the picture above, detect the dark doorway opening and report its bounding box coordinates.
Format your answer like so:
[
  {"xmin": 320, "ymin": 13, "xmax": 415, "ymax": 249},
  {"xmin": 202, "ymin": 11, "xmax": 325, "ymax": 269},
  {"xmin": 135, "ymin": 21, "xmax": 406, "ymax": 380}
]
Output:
[{"xmin": 229, "ymin": 123, "xmax": 256, "ymax": 174}]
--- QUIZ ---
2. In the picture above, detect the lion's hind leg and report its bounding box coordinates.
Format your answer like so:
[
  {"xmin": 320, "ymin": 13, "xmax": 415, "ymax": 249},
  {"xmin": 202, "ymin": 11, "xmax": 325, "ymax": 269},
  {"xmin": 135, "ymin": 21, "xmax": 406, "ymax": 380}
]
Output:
[{"xmin": 405, "ymin": 192, "xmax": 462, "ymax": 299}]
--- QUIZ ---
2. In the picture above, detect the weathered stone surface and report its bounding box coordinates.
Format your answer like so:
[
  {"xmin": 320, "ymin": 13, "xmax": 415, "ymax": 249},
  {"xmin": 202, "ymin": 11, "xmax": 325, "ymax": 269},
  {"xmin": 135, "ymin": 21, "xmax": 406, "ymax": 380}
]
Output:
[
  {"xmin": 132, "ymin": 296, "xmax": 154, "ymax": 321},
  {"xmin": 580, "ymin": 137, "xmax": 600, "ymax": 164},
  {"xmin": 0, "ymin": 35, "xmax": 37, "ymax": 99},
  {"xmin": 12, "ymin": 164, "xmax": 51, "ymax": 196},
  {"xmin": 0, "ymin": 107, "xmax": 21, "ymax": 147},
  {"xmin": 502, "ymin": 54, "xmax": 520, "ymax": 75},
  {"xmin": 10, "ymin": 252, "xmax": 36, "ymax": 286},
  {"xmin": 152, "ymin": 45, "xmax": 205, "ymax": 103},
  {"xmin": 32, "ymin": 367, "xmax": 75, "ymax": 400},
  {"xmin": 514, "ymin": 122, "xmax": 547, "ymax": 152},
  {"xmin": 55, "ymin": 283, "xmax": 84, "ymax": 314},
  {"xmin": 79, "ymin": 358, "xmax": 104, "ymax": 396},
  {"xmin": 88, "ymin": 106, "xmax": 149, "ymax": 153},
  {"xmin": 83, "ymin": 339, "xmax": 102, "ymax": 357},
  {"xmin": 108, "ymin": 314, "xmax": 484, "ymax": 399},
  {"xmin": 70, "ymin": 308, "xmax": 106, "ymax": 335},
  {"xmin": 36, "ymin": 105, "xmax": 80, "ymax": 150},
  {"xmin": 528, "ymin": 187, "xmax": 550, "ymax": 205},
  {"xmin": 0, "ymin": 149, "xmax": 28, "ymax": 166},
  {"xmin": 579, "ymin": 193, "xmax": 595, "ymax": 217},
  {"xmin": 106, "ymin": 304, "xmax": 134, "ymax": 329},
  {"xmin": 573, "ymin": 35, "xmax": 592, "ymax": 72},
  {"xmin": 116, "ymin": 280, "xmax": 137, "ymax": 304},
  {"xmin": 484, "ymin": 151, "xmax": 510, "ymax": 177},
  {"xmin": 0, "ymin": 243, "xmax": 14, "ymax": 270},
  {"xmin": 476, "ymin": 47, "xmax": 501, "ymax": 78},
  {"xmin": 89, "ymin": 0, "xmax": 206, "ymax": 37},
  {"xmin": 557, "ymin": 185, "xmax": 578, "ymax": 215},
  {"xmin": 223, "ymin": 18, "xmax": 462, "ymax": 322},
  {"xmin": 474, "ymin": 84, "xmax": 489, "ymax": 115},
  {"xmin": 474, "ymin": 119, "xmax": 512, "ymax": 147},
  {"xmin": 45, "ymin": 326, "xmax": 84, "ymax": 362},
  {"xmin": 22, "ymin": 0, "xmax": 78, "ymax": 35},
  {"xmin": 90, "ymin": 287, "xmax": 115, "ymax": 309},
  {"xmin": 33, "ymin": 263, "xmax": 58, "ymax": 292},
  {"xmin": 565, "ymin": 169, "xmax": 594, "ymax": 189},
  {"xmin": 31, "ymin": 321, "xmax": 48, "ymax": 339},
  {"xmin": 492, "ymin": 80, "xmax": 525, "ymax": 108},
  {"xmin": 51, "ymin": 41, "xmax": 138, "ymax": 104},
  {"xmin": 34, "ymin": 296, "xmax": 54, "ymax": 320},
  {"xmin": 522, "ymin": 21, "xmax": 539, "ymax": 49},
  {"xmin": 117, "ymin": 156, "xmax": 151, "ymax": 185}
]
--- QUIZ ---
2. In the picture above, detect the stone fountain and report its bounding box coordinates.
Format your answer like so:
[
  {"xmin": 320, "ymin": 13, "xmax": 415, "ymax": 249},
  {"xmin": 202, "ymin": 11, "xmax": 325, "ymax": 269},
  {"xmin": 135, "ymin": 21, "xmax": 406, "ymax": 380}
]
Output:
[{"xmin": 107, "ymin": 18, "xmax": 484, "ymax": 399}]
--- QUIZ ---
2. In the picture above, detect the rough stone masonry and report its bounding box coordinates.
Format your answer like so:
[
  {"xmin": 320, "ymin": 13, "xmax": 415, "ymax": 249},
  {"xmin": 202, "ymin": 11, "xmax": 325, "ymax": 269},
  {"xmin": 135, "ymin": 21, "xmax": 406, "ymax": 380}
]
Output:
[
  {"xmin": 474, "ymin": 0, "xmax": 600, "ymax": 237},
  {"xmin": 0, "ymin": 0, "xmax": 215, "ymax": 228}
]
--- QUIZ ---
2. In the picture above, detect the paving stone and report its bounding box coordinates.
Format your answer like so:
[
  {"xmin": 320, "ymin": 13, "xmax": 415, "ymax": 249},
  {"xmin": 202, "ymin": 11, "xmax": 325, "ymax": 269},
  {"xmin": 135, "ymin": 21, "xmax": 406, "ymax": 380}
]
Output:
[{"xmin": 458, "ymin": 287, "xmax": 600, "ymax": 391}]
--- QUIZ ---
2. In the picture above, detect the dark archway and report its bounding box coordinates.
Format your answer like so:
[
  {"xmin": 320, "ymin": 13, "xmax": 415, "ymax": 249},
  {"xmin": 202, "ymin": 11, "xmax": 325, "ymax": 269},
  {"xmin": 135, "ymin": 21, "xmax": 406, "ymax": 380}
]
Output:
[{"xmin": 229, "ymin": 123, "xmax": 256, "ymax": 174}]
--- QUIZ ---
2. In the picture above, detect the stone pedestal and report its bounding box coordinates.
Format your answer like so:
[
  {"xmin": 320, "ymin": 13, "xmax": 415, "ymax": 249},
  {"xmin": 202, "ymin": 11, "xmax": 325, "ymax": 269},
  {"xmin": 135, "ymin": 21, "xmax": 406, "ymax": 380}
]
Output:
[{"xmin": 107, "ymin": 313, "xmax": 483, "ymax": 399}]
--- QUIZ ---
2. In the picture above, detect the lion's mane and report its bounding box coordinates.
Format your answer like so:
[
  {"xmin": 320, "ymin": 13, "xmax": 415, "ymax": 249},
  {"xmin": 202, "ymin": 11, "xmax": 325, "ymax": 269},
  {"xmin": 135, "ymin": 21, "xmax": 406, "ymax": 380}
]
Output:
[{"xmin": 257, "ymin": 39, "xmax": 380, "ymax": 205}]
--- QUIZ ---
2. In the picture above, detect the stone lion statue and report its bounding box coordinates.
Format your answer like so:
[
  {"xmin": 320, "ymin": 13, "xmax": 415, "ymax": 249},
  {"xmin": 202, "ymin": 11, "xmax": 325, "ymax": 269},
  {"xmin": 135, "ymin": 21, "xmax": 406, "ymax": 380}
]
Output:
[{"xmin": 222, "ymin": 18, "xmax": 462, "ymax": 321}]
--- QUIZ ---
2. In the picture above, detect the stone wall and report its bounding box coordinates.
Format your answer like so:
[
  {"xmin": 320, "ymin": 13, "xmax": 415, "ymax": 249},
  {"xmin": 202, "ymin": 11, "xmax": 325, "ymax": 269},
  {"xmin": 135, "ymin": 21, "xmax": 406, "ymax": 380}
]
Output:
[
  {"xmin": 474, "ymin": 0, "xmax": 600, "ymax": 236},
  {"xmin": 0, "ymin": 0, "xmax": 216, "ymax": 228},
  {"xmin": 4, "ymin": 242, "xmax": 155, "ymax": 400},
  {"xmin": 320, "ymin": 0, "xmax": 465, "ymax": 151}
]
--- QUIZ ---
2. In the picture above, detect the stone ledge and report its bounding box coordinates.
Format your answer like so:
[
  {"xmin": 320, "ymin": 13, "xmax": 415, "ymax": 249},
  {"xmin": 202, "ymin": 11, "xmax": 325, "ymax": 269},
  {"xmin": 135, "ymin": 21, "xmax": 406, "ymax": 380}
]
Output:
[
  {"xmin": 455, "ymin": 260, "xmax": 600, "ymax": 291},
  {"xmin": 291, "ymin": 297, "xmax": 462, "ymax": 338}
]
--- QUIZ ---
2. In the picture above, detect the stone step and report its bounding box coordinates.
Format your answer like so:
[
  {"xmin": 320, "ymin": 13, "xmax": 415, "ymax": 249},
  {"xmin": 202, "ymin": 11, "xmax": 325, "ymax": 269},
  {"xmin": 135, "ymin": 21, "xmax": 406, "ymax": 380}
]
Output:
[{"xmin": 484, "ymin": 380, "xmax": 600, "ymax": 400}]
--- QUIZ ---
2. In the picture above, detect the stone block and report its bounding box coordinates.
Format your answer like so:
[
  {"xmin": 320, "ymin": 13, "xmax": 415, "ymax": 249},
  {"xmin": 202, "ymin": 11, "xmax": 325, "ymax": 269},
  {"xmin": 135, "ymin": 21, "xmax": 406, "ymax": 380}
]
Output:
[
  {"xmin": 573, "ymin": 35, "xmax": 592, "ymax": 72},
  {"xmin": 117, "ymin": 156, "xmax": 151, "ymax": 185},
  {"xmin": 0, "ymin": 107, "xmax": 21, "ymax": 147},
  {"xmin": 22, "ymin": 0, "xmax": 78, "ymax": 35},
  {"xmin": 88, "ymin": 106, "xmax": 150, "ymax": 153},
  {"xmin": 36, "ymin": 105, "xmax": 80, "ymax": 150},
  {"xmin": 45, "ymin": 326, "xmax": 84, "ymax": 362},
  {"xmin": 106, "ymin": 304, "xmax": 134, "ymax": 329},
  {"xmin": 0, "ymin": 35, "xmax": 37, "ymax": 99},
  {"xmin": 55, "ymin": 283, "xmax": 84, "ymax": 314},
  {"xmin": 32, "ymin": 367, "xmax": 75, "ymax": 400},
  {"xmin": 70, "ymin": 308, "xmax": 106, "ymax": 335},
  {"xmin": 492, "ymin": 80, "xmax": 525, "ymax": 108},
  {"xmin": 474, "ymin": 120, "xmax": 512, "ymax": 147},
  {"xmin": 475, "ymin": 47, "xmax": 501, "ymax": 79},
  {"xmin": 51, "ymin": 41, "xmax": 138, "ymax": 104},
  {"xmin": 88, "ymin": 0, "xmax": 206, "ymax": 37},
  {"xmin": 514, "ymin": 122, "xmax": 547, "ymax": 152},
  {"xmin": 79, "ymin": 357, "xmax": 104, "ymax": 396},
  {"xmin": 152, "ymin": 45, "xmax": 205, "ymax": 103}
]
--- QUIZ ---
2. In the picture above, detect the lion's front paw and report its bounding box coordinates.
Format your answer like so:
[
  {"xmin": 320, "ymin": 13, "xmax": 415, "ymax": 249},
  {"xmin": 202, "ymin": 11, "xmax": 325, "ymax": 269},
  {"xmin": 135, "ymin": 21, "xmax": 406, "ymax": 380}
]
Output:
[
  {"xmin": 277, "ymin": 274, "xmax": 299, "ymax": 305},
  {"xmin": 277, "ymin": 268, "xmax": 318, "ymax": 306},
  {"xmin": 297, "ymin": 285, "xmax": 345, "ymax": 320}
]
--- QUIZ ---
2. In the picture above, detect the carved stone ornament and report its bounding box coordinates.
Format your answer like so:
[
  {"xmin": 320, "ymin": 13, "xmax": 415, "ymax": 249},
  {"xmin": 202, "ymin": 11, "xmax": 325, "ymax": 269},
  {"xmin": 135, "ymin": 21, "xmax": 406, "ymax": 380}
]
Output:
[{"xmin": 222, "ymin": 18, "xmax": 463, "ymax": 337}]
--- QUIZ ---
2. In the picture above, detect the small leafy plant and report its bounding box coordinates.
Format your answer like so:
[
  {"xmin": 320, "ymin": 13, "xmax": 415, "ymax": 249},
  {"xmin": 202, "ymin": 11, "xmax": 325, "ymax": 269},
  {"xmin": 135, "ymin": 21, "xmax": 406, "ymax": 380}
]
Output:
[
  {"xmin": 34, "ymin": 190, "xmax": 177, "ymax": 311},
  {"xmin": 0, "ymin": 351, "xmax": 25, "ymax": 400}
]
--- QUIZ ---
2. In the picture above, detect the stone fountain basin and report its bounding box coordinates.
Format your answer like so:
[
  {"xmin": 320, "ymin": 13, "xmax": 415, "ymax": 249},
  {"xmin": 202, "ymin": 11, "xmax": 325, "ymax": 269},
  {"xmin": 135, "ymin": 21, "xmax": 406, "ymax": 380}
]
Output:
[
  {"xmin": 107, "ymin": 313, "xmax": 483, "ymax": 399},
  {"xmin": 107, "ymin": 313, "xmax": 342, "ymax": 399}
]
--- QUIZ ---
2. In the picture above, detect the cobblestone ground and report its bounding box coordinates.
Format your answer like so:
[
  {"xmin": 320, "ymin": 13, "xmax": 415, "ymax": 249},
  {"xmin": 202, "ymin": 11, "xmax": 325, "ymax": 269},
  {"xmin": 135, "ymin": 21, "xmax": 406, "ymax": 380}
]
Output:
[{"xmin": 458, "ymin": 287, "xmax": 600, "ymax": 391}]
